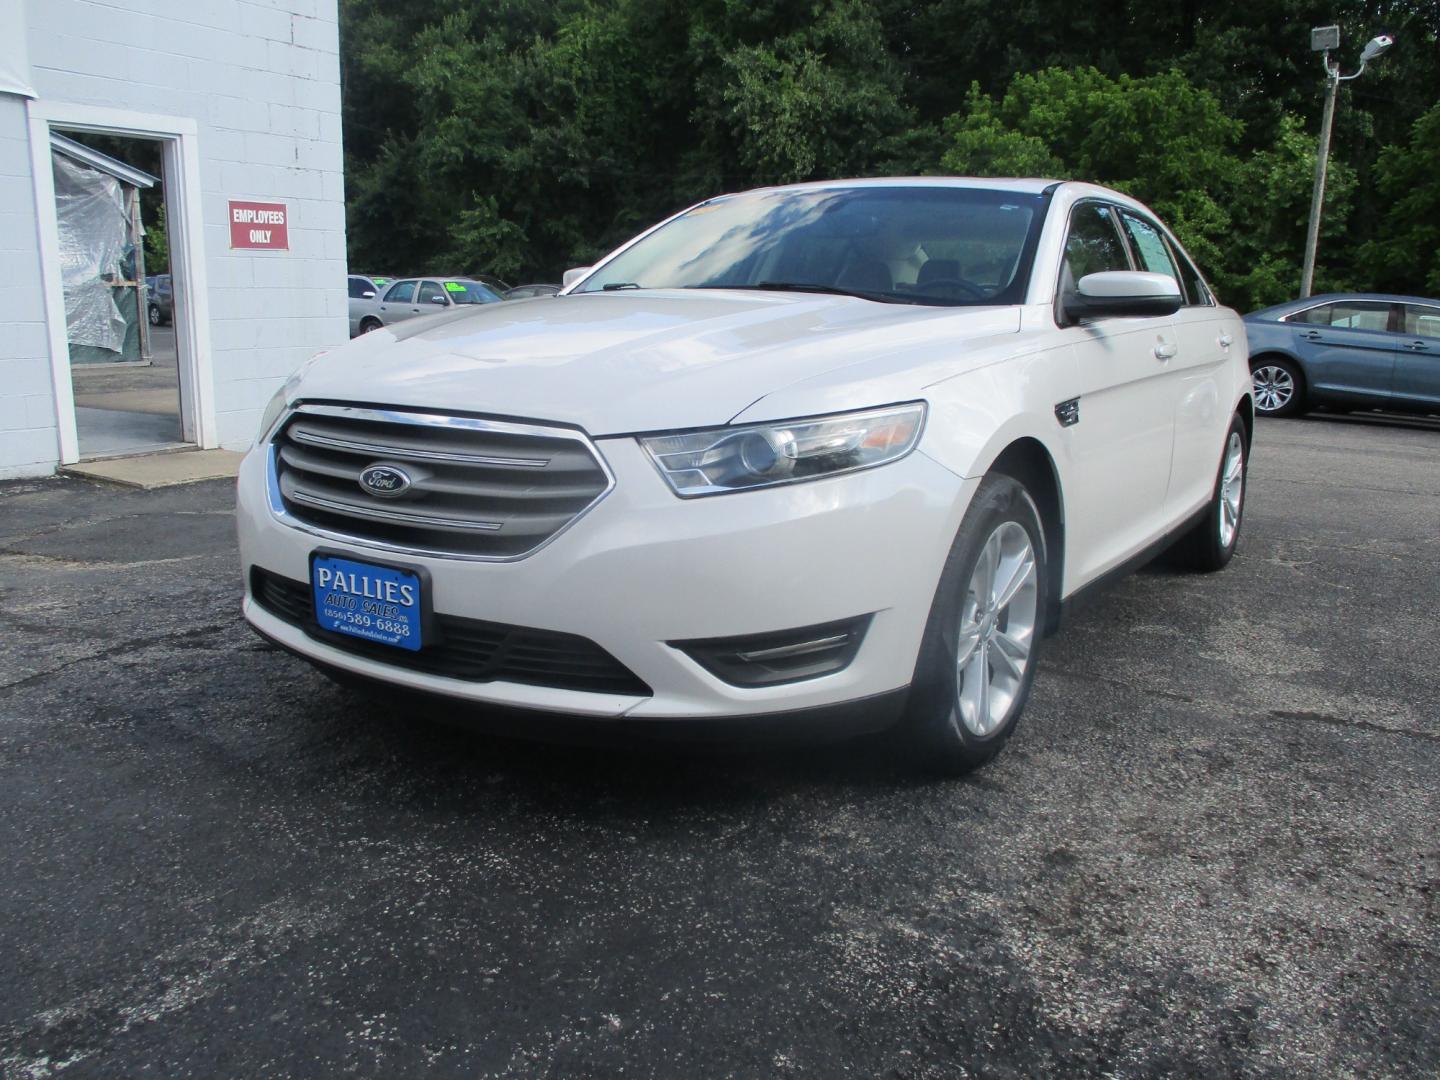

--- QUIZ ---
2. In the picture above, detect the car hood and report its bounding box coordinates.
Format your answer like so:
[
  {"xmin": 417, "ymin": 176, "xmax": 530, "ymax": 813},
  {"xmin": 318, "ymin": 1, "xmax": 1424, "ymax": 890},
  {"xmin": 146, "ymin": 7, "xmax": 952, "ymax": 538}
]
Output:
[{"xmin": 300, "ymin": 291, "xmax": 1022, "ymax": 435}]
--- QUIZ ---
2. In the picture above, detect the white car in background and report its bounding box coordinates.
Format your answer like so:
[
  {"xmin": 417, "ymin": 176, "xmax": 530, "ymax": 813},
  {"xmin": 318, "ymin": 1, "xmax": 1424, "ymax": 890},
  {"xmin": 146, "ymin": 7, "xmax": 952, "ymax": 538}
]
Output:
[{"xmin": 241, "ymin": 178, "xmax": 1252, "ymax": 773}]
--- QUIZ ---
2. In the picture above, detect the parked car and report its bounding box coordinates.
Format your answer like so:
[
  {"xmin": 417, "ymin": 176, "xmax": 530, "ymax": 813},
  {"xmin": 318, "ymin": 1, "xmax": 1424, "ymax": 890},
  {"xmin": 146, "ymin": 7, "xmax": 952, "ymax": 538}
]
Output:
[
  {"xmin": 504, "ymin": 284, "xmax": 562, "ymax": 300},
  {"xmin": 145, "ymin": 274, "xmax": 172, "ymax": 326},
  {"xmin": 354, "ymin": 277, "xmax": 503, "ymax": 333},
  {"xmin": 1245, "ymin": 293, "xmax": 1440, "ymax": 417},
  {"xmin": 470, "ymin": 274, "xmax": 512, "ymax": 295},
  {"xmin": 347, "ymin": 274, "xmax": 391, "ymax": 337},
  {"xmin": 241, "ymin": 178, "xmax": 1252, "ymax": 773}
]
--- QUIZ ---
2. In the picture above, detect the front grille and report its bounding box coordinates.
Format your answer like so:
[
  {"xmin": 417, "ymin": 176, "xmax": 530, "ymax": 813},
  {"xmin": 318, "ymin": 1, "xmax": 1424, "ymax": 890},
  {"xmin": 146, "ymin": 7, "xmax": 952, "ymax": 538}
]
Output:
[
  {"xmin": 251, "ymin": 568, "xmax": 651, "ymax": 697},
  {"xmin": 272, "ymin": 406, "xmax": 611, "ymax": 558}
]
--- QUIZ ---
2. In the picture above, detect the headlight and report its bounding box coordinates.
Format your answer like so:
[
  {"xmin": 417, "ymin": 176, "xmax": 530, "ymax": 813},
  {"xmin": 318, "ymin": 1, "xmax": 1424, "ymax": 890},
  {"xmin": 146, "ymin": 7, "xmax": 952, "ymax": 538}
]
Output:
[
  {"xmin": 254, "ymin": 352, "xmax": 329, "ymax": 446},
  {"xmin": 255, "ymin": 386, "xmax": 289, "ymax": 446},
  {"xmin": 640, "ymin": 402, "xmax": 926, "ymax": 497}
]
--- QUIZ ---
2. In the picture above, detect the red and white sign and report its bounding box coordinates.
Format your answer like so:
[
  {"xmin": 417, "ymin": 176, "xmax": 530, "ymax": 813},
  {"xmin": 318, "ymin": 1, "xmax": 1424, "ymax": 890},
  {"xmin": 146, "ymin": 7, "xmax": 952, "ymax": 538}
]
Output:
[{"xmin": 228, "ymin": 200, "xmax": 289, "ymax": 250}]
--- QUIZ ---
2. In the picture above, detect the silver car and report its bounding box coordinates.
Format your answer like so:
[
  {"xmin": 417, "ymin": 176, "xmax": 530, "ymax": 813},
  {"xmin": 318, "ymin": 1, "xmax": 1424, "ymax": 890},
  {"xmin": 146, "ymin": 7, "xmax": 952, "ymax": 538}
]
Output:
[
  {"xmin": 348, "ymin": 274, "xmax": 395, "ymax": 337},
  {"xmin": 365, "ymin": 277, "xmax": 502, "ymax": 331}
]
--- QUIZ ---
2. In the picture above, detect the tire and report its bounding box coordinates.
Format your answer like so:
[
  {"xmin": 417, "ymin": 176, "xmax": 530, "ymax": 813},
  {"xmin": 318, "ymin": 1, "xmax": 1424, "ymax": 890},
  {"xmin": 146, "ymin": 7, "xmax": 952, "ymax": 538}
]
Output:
[
  {"xmin": 359, "ymin": 317, "xmax": 383, "ymax": 334},
  {"xmin": 1250, "ymin": 356, "xmax": 1305, "ymax": 417},
  {"xmin": 901, "ymin": 474, "xmax": 1048, "ymax": 775},
  {"xmin": 148, "ymin": 303, "xmax": 161, "ymax": 326},
  {"xmin": 1170, "ymin": 414, "xmax": 1248, "ymax": 572}
]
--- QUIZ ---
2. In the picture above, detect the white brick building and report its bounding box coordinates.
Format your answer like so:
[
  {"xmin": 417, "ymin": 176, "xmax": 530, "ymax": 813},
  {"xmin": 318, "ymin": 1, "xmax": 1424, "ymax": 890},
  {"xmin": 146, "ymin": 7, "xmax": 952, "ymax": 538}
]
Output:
[{"xmin": 0, "ymin": 0, "xmax": 346, "ymax": 478}]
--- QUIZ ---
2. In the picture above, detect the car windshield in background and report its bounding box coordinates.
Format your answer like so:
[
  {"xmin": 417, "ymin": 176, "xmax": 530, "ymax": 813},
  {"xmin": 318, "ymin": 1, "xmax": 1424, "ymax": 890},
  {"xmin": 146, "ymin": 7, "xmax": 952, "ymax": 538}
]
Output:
[
  {"xmin": 575, "ymin": 186, "xmax": 1047, "ymax": 306},
  {"xmin": 445, "ymin": 280, "xmax": 501, "ymax": 304}
]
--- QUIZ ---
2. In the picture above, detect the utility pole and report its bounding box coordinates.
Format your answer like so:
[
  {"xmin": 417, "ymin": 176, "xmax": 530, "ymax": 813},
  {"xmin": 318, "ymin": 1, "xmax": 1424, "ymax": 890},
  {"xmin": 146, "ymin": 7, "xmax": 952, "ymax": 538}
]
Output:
[
  {"xmin": 1298, "ymin": 26, "xmax": 1395, "ymax": 299},
  {"xmin": 1299, "ymin": 54, "xmax": 1338, "ymax": 299}
]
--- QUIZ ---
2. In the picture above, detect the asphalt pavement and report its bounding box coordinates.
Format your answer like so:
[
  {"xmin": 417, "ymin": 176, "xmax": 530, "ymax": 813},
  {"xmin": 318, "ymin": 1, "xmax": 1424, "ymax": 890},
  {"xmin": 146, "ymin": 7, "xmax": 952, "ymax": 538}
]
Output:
[{"xmin": 0, "ymin": 414, "xmax": 1436, "ymax": 1077}]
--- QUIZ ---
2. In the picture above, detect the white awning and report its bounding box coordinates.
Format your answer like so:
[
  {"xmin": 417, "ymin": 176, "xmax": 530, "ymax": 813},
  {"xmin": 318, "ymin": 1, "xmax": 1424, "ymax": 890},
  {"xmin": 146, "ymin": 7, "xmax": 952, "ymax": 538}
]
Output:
[
  {"xmin": 0, "ymin": 0, "xmax": 35, "ymax": 99},
  {"xmin": 51, "ymin": 132, "xmax": 158, "ymax": 188}
]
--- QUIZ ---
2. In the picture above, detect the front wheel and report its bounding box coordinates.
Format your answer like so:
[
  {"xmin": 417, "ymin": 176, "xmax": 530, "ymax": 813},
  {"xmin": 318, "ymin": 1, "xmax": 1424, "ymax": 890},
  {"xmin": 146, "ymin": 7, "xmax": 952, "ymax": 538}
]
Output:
[
  {"xmin": 1251, "ymin": 357, "xmax": 1304, "ymax": 417},
  {"xmin": 148, "ymin": 303, "xmax": 161, "ymax": 326},
  {"xmin": 359, "ymin": 317, "xmax": 383, "ymax": 334},
  {"xmin": 901, "ymin": 474, "xmax": 1047, "ymax": 775},
  {"xmin": 1170, "ymin": 414, "xmax": 1248, "ymax": 572}
]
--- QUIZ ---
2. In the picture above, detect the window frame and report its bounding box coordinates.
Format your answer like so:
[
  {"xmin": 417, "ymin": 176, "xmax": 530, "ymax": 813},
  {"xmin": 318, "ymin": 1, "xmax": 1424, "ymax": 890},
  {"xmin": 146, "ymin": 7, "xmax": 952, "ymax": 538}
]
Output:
[
  {"xmin": 382, "ymin": 280, "xmax": 417, "ymax": 304},
  {"xmin": 1054, "ymin": 198, "xmax": 1134, "ymax": 327},
  {"xmin": 1402, "ymin": 303, "xmax": 1440, "ymax": 340},
  {"xmin": 417, "ymin": 279, "xmax": 448, "ymax": 306},
  {"xmin": 1282, "ymin": 300, "xmax": 1398, "ymax": 333}
]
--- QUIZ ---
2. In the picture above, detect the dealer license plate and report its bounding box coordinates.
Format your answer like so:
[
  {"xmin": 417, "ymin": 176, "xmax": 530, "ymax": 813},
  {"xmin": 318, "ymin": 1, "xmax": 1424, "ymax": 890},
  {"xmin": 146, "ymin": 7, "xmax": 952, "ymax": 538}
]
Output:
[{"xmin": 312, "ymin": 555, "xmax": 423, "ymax": 652}]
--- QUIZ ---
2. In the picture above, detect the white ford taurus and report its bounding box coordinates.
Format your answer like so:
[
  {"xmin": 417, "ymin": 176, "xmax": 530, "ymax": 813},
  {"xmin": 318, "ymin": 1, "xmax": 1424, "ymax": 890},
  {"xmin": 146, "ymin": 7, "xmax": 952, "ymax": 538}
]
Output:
[{"xmin": 238, "ymin": 178, "xmax": 1252, "ymax": 772}]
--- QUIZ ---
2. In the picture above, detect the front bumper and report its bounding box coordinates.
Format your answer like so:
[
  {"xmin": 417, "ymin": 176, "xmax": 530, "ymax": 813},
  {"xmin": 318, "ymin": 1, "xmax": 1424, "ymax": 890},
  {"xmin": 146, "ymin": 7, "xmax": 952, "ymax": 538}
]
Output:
[{"xmin": 237, "ymin": 433, "xmax": 974, "ymax": 723}]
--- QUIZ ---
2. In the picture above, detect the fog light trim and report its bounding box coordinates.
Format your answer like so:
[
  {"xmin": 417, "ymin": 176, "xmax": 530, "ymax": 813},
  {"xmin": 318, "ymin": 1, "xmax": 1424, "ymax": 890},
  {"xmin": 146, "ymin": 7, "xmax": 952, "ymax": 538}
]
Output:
[{"xmin": 673, "ymin": 614, "xmax": 873, "ymax": 688}]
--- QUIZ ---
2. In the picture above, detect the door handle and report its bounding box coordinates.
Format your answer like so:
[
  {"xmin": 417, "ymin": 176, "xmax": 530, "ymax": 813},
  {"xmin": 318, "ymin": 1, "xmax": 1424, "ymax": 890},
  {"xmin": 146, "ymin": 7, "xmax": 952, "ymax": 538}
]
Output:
[
  {"xmin": 1402, "ymin": 340, "xmax": 1429, "ymax": 351},
  {"xmin": 1300, "ymin": 330, "xmax": 1322, "ymax": 341},
  {"xmin": 1218, "ymin": 334, "xmax": 1233, "ymax": 348},
  {"xmin": 1154, "ymin": 342, "xmax": 1178, "ymax": 360}
]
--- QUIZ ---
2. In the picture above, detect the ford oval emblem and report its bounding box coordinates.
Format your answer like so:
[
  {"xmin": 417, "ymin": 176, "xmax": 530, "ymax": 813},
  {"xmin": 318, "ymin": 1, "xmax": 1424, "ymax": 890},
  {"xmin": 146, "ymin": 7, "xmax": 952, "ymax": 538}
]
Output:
[{"xmin": 358, "ymin": 464, "xmax": 412, "ymax": 498}]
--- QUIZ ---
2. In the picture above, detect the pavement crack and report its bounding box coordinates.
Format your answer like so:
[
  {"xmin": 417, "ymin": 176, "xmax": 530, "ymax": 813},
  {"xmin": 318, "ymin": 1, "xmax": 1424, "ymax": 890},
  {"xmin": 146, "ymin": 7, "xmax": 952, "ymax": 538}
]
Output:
[
  {"xmin": 0, "ymin": 551, "xmax": 216, "ymax": 571},
  {"xmin": 1266, "ymin": 709, "xmax": 1440, "ymax": 745},
  {"xmin": 1261, "ymin": 475, "xmax": 1440, "ymax": 498},
  {"xmin": 1037, "ymin": 663, "xmax": 1197, "ymax": 706},
  {"xmin": 1040, "ymin": 666, "xmax": 1438, "ymax": 745},
  {"xmin": 0, "ymin": 621, "xmax": 236, "ymax": 696}
]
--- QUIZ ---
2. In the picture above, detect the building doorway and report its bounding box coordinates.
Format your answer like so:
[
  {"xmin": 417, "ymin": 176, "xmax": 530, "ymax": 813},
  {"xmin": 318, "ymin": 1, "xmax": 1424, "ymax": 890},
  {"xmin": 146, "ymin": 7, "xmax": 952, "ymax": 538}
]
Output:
[
  {"xmin": 29, "ymin": 101, "xmax": 219, "ymax": 465},
  {"xmin": 50, "ymin": 132, "xmax": 189, "ymax": 458}
]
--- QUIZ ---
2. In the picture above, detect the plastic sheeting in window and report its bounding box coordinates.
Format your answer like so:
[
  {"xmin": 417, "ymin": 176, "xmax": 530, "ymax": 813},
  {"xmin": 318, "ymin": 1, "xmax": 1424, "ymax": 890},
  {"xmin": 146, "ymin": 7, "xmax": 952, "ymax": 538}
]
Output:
[{"xmin": 53, "ymin": 150, "xmax": 132, "ymax": 356}]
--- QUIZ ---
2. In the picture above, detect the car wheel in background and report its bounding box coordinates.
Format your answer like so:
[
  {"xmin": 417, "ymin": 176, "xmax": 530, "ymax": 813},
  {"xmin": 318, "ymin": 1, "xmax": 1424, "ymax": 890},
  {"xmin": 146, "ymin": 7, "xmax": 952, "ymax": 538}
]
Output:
[
  {"xmin": 1170, "ymin": 414, "xmax": 1248, "ymax": 573},
  {"xmin": 1251, "ymin": 356, "xmax": 1305, "ymax": 417},
  {"xmin": 359, "ymin": 317, "xmax": 383, "ymax": 334},
  {"xmin": 902, "ymin": 474, "xmax": 1047, "ymax": 774},
  {"xmin": 148, "ymin": 303, "xmax": 161, "ymax": 326}
]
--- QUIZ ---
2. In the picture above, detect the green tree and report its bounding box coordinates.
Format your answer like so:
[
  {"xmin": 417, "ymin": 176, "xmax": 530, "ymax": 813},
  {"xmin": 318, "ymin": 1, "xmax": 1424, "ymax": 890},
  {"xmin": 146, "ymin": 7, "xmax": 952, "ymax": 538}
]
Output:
[{"xmin": 1359, "ymin": 102, "xmax": 1440, "ymax": 296}]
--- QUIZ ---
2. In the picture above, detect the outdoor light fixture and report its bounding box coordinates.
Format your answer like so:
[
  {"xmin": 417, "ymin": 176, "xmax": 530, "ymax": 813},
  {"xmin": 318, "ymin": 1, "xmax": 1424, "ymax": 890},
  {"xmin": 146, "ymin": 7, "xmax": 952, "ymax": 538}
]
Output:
[
  {"xmin": 1359, "ymin": 35, "xmax": 1394, "ymax": 63},
  {"xmin": 1299, "ymin": 28, "xmax": 1397, "ymax": 298}
]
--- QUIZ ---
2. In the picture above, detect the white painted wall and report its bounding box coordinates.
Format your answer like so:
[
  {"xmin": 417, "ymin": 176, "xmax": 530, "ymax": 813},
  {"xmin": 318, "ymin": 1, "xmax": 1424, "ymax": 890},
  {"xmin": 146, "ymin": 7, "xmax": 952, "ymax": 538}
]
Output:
[
  {"xmin": 0, "ymin": 94, "xmax": 57, "ymax": 479},
  {"xmin": 0, "ymin": 0, "xmax": 346, "ymax": 477}
]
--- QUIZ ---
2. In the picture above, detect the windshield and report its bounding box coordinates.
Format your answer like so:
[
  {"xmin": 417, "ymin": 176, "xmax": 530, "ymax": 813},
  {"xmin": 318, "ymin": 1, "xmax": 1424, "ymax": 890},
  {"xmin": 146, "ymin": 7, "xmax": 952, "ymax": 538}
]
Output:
[
  {"xmin": 445, "ymin": 280, "xmax": 501, "ymax": 304},
  {"xmin": 575, "ymin": 186, "xmax": 1048, "ymax": 306}
]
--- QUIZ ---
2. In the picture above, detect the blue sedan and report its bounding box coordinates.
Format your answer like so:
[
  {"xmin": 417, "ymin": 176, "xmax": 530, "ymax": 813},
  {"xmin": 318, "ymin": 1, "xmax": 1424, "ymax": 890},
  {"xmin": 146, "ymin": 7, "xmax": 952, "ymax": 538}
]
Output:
[{"xmin": 1244, "ymin": 293, "xmax": 1440, "ymax": 417}]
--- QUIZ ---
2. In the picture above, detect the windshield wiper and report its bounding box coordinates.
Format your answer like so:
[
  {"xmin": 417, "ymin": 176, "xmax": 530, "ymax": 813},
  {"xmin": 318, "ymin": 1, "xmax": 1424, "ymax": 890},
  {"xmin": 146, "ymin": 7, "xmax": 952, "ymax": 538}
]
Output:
[
  {"xmin": 601, "ymin": 282, "xmax": 642, "ymax": 290},
  {"xmin": 685, "ymin": 282, "xmax": 954, "ymax": 306},
  {"xmin": 752, "ymin": 281, "xmax": 877, "ymax": 299}
]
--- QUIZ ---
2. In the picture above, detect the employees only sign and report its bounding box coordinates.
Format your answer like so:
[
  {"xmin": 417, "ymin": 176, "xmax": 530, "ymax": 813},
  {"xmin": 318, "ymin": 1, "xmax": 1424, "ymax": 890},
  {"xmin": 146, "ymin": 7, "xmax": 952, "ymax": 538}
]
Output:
[{"xmin": 228, "ymin": 200, "xmax": 289, "ymax": 250}]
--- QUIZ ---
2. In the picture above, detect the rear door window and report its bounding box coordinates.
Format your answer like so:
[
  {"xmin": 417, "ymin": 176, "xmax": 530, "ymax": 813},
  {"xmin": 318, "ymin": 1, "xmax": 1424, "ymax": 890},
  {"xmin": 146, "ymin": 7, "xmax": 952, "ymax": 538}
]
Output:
[
  {"xmin": 1403, "ymin": 304, "xmax": 1440, "ymax": 339},
  {"xmin": 1288, "ymin": 302, "xmax": 1392, "ymax": 331}
]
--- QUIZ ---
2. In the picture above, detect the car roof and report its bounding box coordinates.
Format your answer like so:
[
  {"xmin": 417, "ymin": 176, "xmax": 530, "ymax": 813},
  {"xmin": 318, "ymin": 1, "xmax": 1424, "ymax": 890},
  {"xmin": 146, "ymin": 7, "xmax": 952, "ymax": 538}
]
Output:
[
  {"xmin": 704, "ymin": 176, "xmax": 1165, "ymax": 221},
  {"xmin": 753, "ymin": 176, "xmax": 1062, "ymax": 196},
  {"xmin": 388, "ymin": 276, "xmax": 481, "ymax": 283},
  {"xmin": 1247, "ymin": 292, "xmax": 1440, "ymax": 319}
]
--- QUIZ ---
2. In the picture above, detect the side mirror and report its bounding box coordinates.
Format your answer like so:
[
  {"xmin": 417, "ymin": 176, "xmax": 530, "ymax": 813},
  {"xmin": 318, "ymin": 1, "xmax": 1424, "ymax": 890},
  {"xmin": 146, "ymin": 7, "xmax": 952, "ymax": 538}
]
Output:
[
  {"xmin": 562, "ymin": 266, "xmax": 592, "ymax": 288},
  {"xmin": 362, "ymin": 290, "xmax": 375, "ymax": 299},
  {"xmin": 430, "ymin": 295, "xmax": 448, "ymax": 305},
  {"xmin": 1064, "ymin": 271, "xmax": 1182, "ymax": 322}
]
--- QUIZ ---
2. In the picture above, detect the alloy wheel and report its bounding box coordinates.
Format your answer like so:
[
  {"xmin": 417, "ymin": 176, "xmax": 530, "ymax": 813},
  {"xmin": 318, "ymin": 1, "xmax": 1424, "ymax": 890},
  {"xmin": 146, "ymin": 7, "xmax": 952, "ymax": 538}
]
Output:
[
  {"xmin": 955, "ymin": 521, "xmax": 1039, "ymax": 737},
  {"xmin": 1252, "ymin": 365, "xmax": 1294, "ymax": 413},
  {"xmin": 1219, "ymin": 430, "xmax": 1244, "ymax": 548}
]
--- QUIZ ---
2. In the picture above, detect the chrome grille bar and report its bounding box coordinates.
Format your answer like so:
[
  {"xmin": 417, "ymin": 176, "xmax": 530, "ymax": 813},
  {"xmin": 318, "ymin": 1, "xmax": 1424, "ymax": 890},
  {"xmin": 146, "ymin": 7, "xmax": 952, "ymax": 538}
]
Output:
[
  {"xmin": 286, "ymin": 488, "xmax": 504, "ymax": 531},
  {"xmin": 267, "ymin": 404, "xmax": 613, "ymax": 560},
  {"xmin": 288, "ymin": 427, "xmax": 550, "ymax": 469}
]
